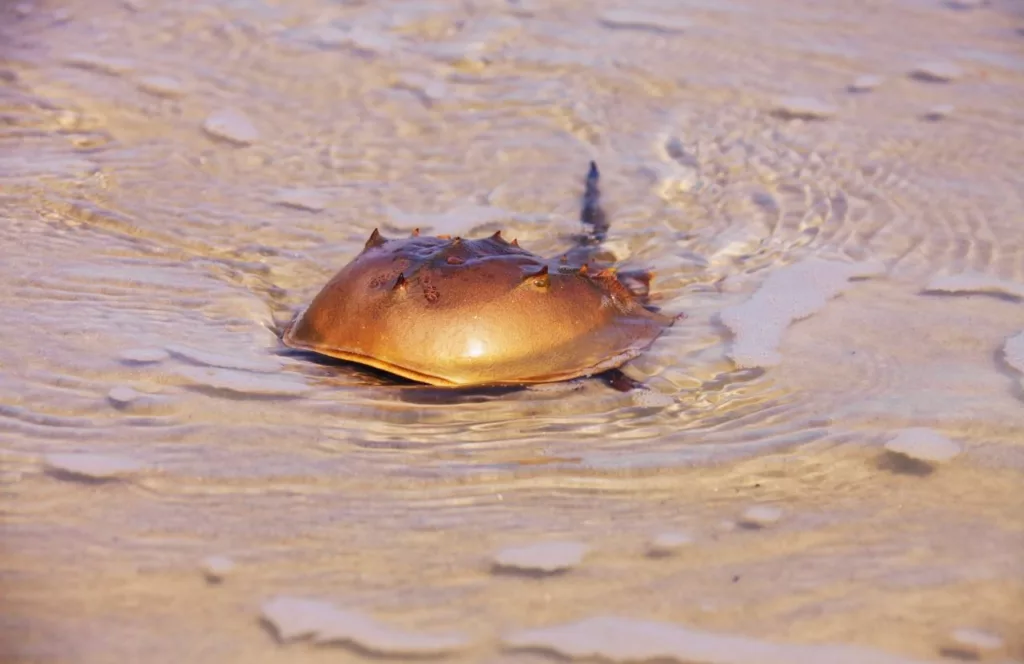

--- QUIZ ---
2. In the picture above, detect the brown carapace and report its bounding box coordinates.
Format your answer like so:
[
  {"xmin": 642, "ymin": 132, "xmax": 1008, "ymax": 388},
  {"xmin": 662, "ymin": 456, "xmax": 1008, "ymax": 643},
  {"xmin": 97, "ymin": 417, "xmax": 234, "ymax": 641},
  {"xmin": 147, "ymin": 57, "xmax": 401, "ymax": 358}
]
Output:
[{"xmin": 282, "ymin": 162, "xmax": 678, "ymax": 387}]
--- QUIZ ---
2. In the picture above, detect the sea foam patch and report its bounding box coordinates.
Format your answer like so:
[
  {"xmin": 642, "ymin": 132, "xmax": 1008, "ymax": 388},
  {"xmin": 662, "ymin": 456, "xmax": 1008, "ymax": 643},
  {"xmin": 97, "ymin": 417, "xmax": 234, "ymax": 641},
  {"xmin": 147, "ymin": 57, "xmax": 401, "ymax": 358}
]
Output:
[
  {"xmin": 261, "ymin": 596, "xmax": 471, "ymax": 655},
  {"xmin": 502, "ymin": 615, "xmax": 931, "ymax": 663},
  {"xmin": 720, "ymin": 259, "xmax": 884, "ymax": 368}
]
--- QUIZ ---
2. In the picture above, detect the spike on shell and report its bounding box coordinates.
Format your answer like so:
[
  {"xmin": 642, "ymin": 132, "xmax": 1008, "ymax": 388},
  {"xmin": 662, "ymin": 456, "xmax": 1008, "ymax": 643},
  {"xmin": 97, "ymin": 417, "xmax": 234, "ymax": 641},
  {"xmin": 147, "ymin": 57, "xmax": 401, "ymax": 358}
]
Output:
[
  {"xmin": 578, "ymin": 263, "xmax": 589, "ymax": 277},
  {"xmin": 393, "ymin": 273, "xmax": 407, "ymax": 291},
  {"xmin": 490, "ymin": 230, "xmax": 504, "ymax": 242},
  {"xmin": 411, "ymin": 228, "xmax": 420, "ymax": 237},
  {"xmin": 511, "ymin": 238, "xmax": 520, "ymax": 247},
  {"xmin": 365, "ymin": 228, "xmax": 386, "ymax": 250},
  {"xmin": 524, "ymin": 264, "xmax": 550, "ymax": 288}
]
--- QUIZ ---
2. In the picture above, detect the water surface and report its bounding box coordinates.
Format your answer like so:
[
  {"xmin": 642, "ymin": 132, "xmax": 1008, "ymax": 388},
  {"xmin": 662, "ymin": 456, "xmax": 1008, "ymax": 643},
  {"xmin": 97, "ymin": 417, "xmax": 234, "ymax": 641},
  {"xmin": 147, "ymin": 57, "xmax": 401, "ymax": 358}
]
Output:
[{"xmin": 1, "ymin": 0, "xmax": 1022, "ymax": 661}]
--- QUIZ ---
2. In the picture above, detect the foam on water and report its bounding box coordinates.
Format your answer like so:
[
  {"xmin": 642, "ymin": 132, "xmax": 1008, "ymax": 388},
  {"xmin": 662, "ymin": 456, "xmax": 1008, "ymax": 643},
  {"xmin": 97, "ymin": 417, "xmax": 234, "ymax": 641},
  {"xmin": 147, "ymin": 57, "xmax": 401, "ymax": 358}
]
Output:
[
  {"xmin": 136, "ymin": 75, "xmax": 186, "ymax": 98},
  {"xmin": 738, "ymin": 505, "xmax": 784, "ymax": 528},
  {"xmin": 1004, "ymin": 331, "xmax": 1024, "ymax": 375},
  {"xmin": 910, "ymin": 61, "xmax": 965, "ymax": 83},
  {"xmin": 771, "ymin": 96, "xmax": 837, "ymax": 121},
  {"xmin": 922, "ymin": 104, "xmax": 955, "ymax": 121},
  {"xmin": 165, "ymin": 343, "xmax": 283, "ymax": 374},
  {"xmin": 260, "ymin": 597, "xmax": 472, "ymax": 655},
  {"xmin": 107, "ymin": 385, "xmax": 142, "ymax": 407},
  {"xmin": 719, "ymin": 259, "xmax": 885, "ymax": 368},
  {"xmin": 271, "ymin": 188, "xmax": 333, "ymax": 213},
  {"xmin": 493, "ymin": 540, "xmax": 589, "ymax": 574},
  {"xmin": 647, "ymin": 532, "xmax": 695, "ymax": 557},
  {"xmin": 598, "ymin": 9, "xmax": 692, "ymax": 34},
  {"xmin": 502, "ymin": 616, "xmax": 933, "ymax": 663},
  {"xmin": 202, "ymin": 108, "xmax": 260, "ymax": 146},
  {"xmin": 923, "ymin": 273, "xmax": 1024, "ymax": 300},
  {"xmin": 118, "ymin": 348, "xmax": 171, "ymax": 365},
  {"xmin": 172, "ymin": 365, "xmax": 310, "ymax": 397},
  {"xmin": 199, "ymin": 555, "xmax": 235, "ymax": 583},
  {"xmin": 44, "ymin": 452, "xmax": 148, "ymax": 480},
  {"xmin": 848, "ymin": 74, "xmax": 884, "ymax": 92},
  {"xmin": 884, "ymin": 428, "xmax": 963, "ymax": 463},
  {"xmin": 947, "ymin": 627, "xmax": 1005, "ymax": 656},
  {"xmin": 64, "ymin": 53, "xmax": 135, "ymax": 75},
  {"xmin": 2, "ymin": 0, "xmax": 1022, "ymax": 660}
]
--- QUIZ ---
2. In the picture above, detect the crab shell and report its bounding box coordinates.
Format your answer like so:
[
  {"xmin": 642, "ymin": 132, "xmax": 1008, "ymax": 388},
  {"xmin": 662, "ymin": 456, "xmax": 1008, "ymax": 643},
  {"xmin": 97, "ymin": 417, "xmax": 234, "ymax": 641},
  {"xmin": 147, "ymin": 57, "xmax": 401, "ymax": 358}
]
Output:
[{"xmin": 282, "ymin": 229, "xmax": 676, "ymax": 386}]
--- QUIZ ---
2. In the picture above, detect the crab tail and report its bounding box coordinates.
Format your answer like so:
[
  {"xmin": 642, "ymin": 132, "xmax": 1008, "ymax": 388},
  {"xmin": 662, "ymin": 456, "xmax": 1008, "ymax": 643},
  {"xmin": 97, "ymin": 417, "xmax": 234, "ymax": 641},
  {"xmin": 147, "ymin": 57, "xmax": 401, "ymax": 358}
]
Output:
[{"xmin": 580, "ymin": 160, "xmax": 608, "ymax": 242}]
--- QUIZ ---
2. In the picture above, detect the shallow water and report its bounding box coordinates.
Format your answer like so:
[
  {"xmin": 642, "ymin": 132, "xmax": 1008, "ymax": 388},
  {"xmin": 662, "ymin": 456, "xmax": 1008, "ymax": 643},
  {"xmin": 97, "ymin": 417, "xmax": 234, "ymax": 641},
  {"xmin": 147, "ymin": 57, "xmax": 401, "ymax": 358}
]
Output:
[{"xmin": 1, "ymin": 0, "xmax": 1023, "ymax": 661}]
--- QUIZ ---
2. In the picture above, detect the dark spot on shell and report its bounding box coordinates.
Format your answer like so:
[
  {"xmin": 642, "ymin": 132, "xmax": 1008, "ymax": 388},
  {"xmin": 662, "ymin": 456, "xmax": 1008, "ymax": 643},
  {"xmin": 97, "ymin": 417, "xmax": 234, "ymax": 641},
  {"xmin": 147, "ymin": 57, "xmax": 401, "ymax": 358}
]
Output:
[
  {"xmin": 370, "ymin": 267, "xmax": 407, "ymax": 289},
  {"xmin": 446, "ymin": 256, "xmax": 464, "ymax": 265},
  {"xmin": 423, "ymin": 285, "xmax": 440, "ymax": 303}
]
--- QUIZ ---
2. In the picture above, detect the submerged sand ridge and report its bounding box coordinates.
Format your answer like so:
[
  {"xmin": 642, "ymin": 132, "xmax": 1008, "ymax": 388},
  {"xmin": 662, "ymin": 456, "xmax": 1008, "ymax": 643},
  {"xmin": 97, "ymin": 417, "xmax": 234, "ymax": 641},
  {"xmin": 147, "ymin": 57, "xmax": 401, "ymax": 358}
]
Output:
[{"xmin": 1, "ymin": 0, "xmax": 1022, "ymax": 661}]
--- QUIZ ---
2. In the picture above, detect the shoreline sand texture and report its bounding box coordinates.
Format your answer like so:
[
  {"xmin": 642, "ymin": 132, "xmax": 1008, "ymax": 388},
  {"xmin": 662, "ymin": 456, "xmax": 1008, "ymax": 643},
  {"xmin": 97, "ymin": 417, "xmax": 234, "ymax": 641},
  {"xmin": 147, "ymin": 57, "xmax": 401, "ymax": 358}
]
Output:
[{"xmin": 1, "ymin": 0, "xmax": 1021, "ymax": 661}]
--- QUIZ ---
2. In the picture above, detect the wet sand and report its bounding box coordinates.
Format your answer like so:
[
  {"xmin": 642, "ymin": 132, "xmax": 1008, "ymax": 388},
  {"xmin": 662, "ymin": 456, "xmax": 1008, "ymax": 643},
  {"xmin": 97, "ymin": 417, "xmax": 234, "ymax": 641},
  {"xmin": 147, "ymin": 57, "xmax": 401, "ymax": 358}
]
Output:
[{"xmin": 1, "ymin": 0, "xmax": 1022, "ymax": 662}]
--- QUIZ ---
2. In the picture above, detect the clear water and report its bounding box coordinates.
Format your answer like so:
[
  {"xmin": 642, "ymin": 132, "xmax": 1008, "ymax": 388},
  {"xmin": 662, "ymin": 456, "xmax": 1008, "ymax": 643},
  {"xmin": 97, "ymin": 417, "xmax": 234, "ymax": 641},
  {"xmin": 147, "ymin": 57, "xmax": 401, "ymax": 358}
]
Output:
[{"xmin": 1, "ymin": 0, "xmax": 1022, "ymax": 661}]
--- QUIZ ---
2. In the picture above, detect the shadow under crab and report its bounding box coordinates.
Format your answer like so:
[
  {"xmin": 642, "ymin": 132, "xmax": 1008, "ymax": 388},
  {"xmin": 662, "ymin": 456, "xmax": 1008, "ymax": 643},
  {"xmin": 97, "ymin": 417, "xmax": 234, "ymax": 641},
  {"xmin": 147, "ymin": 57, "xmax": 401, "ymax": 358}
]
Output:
[{"xmin": 281, "ymin": 162, "xmax": 680, "ymax": 388}]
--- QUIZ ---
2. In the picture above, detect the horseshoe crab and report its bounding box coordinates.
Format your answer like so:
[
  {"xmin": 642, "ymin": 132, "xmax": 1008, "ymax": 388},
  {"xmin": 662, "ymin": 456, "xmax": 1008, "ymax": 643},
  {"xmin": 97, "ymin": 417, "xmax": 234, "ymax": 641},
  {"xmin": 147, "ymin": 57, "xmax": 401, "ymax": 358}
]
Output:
[{"xmin": 282, "ymin": 162, "xmax": 678, "ymax": 387}]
